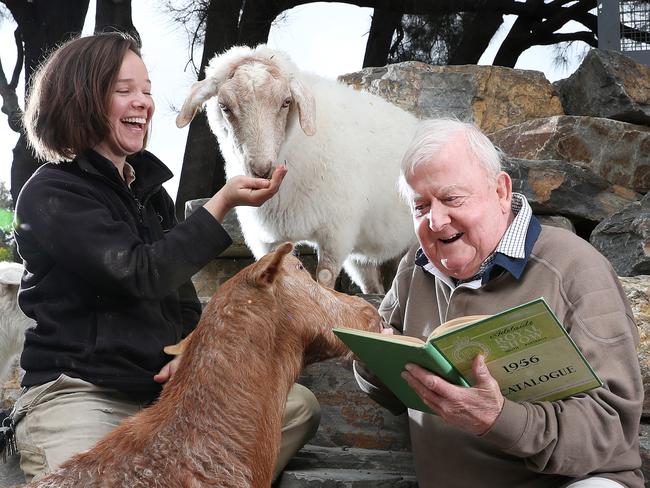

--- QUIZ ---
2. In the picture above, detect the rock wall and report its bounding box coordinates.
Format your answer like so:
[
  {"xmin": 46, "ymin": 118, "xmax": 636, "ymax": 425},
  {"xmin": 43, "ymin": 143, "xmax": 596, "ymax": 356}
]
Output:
[
  {"xmin": 3, "ymin": 47, "xmax": 650, "ymax": 487},
  {"xmin": 192, "ymin": 47, "xmax": 650, "ymax": 485},
  {"xmin": 342, "ymin": 48, "xmax": 649, "ymax": 276}
]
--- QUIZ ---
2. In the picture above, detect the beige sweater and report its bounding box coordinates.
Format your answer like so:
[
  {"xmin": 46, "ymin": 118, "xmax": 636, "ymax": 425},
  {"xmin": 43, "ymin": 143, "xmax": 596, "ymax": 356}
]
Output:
[{"xmin": 355, "ymin": 225, "xmax": 643, "ymax": 487}]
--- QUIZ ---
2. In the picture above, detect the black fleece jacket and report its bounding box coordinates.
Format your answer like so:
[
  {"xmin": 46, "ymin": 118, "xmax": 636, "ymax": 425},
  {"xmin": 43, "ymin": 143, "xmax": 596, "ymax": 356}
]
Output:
[{"xmin": 15, "ymin": 149, "xmax": 231, "ymax": 401}]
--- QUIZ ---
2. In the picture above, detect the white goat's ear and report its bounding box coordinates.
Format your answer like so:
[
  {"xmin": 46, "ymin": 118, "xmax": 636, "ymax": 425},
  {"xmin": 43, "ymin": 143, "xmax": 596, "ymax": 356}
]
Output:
[
  {"xmin": 289, "ymin": 79, "xmax": 316, "ymax": 136},
  {"xmin": 176, "ymin": 78, "xmax": 220, "ymax": 128}
]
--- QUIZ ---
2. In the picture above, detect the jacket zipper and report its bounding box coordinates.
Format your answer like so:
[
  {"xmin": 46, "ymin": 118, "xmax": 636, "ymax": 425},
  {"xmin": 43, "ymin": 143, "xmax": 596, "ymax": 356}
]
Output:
[{"xmin": 131, "ymin": 192, "xmax": 146, "ymax": 224}]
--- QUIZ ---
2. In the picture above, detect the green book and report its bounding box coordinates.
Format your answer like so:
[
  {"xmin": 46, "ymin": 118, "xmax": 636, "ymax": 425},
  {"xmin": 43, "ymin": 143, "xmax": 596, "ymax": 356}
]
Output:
[{"xmin": 334, "ymin": 298, "xmax": 602, "ymax": 414}]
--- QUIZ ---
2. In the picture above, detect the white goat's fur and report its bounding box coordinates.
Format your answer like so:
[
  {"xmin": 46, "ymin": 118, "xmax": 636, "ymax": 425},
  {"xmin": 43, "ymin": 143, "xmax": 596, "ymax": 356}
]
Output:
[
  {"xmin": 0, "ymin": 262, "xmax": 33, "ymax": 383},
  {"xmin": 177, "ymin": 45, "xmax": 418, "ymax": 293}
]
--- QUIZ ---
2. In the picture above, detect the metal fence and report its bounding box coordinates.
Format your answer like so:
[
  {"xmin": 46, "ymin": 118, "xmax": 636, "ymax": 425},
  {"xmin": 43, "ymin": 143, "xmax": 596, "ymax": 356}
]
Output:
[{"xmin": 598, "ymin": 0, "xmax": 650, "ymax": 64}]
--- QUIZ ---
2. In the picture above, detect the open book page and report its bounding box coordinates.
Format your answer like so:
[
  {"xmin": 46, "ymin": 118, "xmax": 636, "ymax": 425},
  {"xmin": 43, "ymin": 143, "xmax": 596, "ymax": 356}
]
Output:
[
  {"xmin": 342, "ymin": 329, "xmax": 425, "ymax": 345},
  {"xmin": 428, "ymin": 299, "xmax": 602, "ymax": 402},
  {"xmin": 427, "ymin": 315, "xmax": 489, "ymax": 340}
]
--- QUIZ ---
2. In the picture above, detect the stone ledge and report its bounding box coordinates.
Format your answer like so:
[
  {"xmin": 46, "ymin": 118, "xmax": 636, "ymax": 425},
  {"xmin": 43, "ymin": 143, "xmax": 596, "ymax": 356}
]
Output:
[
  {"xmin": 276, "ymin": 445, "xmax": 417, "ymax": 488},
  {"xmin": 277, "ymin": 469, "xmax": 417, "ymax": 488},
  {"xmin": 0, "ymin": 455, "xmax": 23, "ymax": 486}
]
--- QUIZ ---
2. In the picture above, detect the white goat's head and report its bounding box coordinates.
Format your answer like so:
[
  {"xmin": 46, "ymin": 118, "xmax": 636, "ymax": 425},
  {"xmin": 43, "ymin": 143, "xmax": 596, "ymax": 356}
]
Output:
[{"xmin": 177, "ymin": 45, "xmax": 316, "ymax": 179}]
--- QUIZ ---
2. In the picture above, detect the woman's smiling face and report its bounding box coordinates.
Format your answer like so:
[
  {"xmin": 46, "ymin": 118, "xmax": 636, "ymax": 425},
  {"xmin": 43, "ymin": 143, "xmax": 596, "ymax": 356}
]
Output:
[
  {"xmin": 406, "ymin": 132, "xmax": 513, "ymax": 280},
  {"xmin": 94, "ymin": 50, "xmax": 154, "ymax": 164}
]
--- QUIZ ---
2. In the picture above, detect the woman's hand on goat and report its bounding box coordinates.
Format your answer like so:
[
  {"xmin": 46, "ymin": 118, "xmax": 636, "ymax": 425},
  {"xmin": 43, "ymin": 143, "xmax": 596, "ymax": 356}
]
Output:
[
  {"xmin": 204, "ymin": 164, "xmax": 287, "ymax": 222},
  {"xmin": 153, "ymin": 355, "xmax": 183, "ymax": 384}
]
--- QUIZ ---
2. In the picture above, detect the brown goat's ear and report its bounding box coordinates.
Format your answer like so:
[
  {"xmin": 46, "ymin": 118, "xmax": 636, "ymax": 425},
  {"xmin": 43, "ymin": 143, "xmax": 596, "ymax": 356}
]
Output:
[
  {"xmin": 255, "ymin": 242, "xmax": 294, "ymax": 286},
  {"xmin": 163, "ymin": 332, "xmax": 194, "ymax": 356},
  {"xmin": 176, "ymin": 78, "xmax": 220, "ymax": 128},
  {"xmin": 289, "ymin": 79, "xmax": 316, "ymax": 136}
]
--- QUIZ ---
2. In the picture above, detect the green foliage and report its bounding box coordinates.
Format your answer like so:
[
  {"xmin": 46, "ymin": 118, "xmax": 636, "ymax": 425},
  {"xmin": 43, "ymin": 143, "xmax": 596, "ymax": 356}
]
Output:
[
  {"xmin": 0, "ymin": 246, "xmax": 13, "ymax": 262},
  {"xmin": 0, "ymin": 208, "xmax": 13, "ymax": 233},
  {"xmin": 0, "ymin": 182, "xmax": 15, "ymax": 258},
  {"xmin": 388, "ymin": 13, "xmax": 466, "ymax": 65}
]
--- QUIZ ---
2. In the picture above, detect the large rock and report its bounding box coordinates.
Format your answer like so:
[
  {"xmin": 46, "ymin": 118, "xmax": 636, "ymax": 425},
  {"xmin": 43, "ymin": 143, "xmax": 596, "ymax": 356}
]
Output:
[
  {"xmin": 591, "ymin": 193, "xmax": 650, "ymax": 276},
  {"xmin": 277, "ymin": 446, "xmax": 417, "ymax": 488},
  {"xmin": 1, "ymin": 356, "xmax": 23, "ymax": 410},
  {"xmin": 490, "ymin": 115, "xmax": 650, "ymax": 193},
  {"xmin": 299, "ymin": 359, "xmax": 410, "ymax": 452},
  {"xmin": 502, "ymin": 156, "xmax": 640, "ymax": 227},
  {"xmin": 619, "ymin": 276, "xmax": 650, "ymax": 416},
  {"xmin": 0, "ymin": 359, "xmax": 25, "ymax": 487},
  {"xmin": 638, "ymin": 423, "xmax": 650, "ymax": 485},
  {"xmin": 537, "ymin": 215, "xmax": 575, "ymax": 233},
  {"xmin": 185, "ymin": 199, "xmax": 322, "ymax": 298},
  {"xmin": 554, "ymin": 49, "xmax": 650, "ymax": 125},
  {"xmin": 191, "ymin": 252, "xmax": 320, "ymax": 300},
  {"xmin": 185, "ymin": 200, "xmax": 252, "ymax": 258},
  {"xmin": 185, "ymin": 200, "xmax": 384, "ymax": 297},
  {"xmin": 340, "ymin": 62, "xmax": 563, "ymax": 133}
]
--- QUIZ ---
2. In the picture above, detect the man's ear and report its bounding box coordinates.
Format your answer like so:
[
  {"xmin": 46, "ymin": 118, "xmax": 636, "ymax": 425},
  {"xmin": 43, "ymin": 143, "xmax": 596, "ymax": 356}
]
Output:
[
  {"xmin": 255, "ymin": 242, "xmax": 294, "ymax": 286},
  {"xmin": 495, "ymin": 171, "xmax": 512, "ymax": 214}
]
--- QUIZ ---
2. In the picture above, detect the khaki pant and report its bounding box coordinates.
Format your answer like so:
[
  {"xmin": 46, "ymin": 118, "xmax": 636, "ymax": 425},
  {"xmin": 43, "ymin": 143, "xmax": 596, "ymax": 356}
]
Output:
[{"xmin": 13, "ymin": 375, "xmax": 320, "ymax": 482}]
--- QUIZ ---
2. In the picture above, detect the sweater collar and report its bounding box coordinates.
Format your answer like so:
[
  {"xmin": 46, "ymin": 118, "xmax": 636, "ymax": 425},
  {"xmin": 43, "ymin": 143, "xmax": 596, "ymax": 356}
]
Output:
[{"xmin": 76, "ymin": 149, "xmax": 173, "ymax": 195}]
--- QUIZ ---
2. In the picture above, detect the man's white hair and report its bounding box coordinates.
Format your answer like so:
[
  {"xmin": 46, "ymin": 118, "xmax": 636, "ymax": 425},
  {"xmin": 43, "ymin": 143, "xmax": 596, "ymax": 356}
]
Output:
[{"xmin": 398, "ymin": 118, "xmax": 502, "ymax": 203}]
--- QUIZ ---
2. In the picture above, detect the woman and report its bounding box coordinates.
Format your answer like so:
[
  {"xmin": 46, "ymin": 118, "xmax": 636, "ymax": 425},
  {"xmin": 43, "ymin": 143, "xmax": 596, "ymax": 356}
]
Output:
[{"xmin": 11, "ymin": 32, "xmax": 319, "ymax": 481}]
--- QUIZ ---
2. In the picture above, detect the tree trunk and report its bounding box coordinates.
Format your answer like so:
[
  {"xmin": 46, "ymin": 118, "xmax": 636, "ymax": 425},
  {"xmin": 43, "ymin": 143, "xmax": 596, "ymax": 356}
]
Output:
[
  {"xmin": 6, "ymin": 0, "xmax": 89, "ymax": 93},
  {"xmin": 174, "ymin": 0, "xmax": 242, "ymax": 220},
  {"xmin": 3, "ymin": 0, "xmax": 89, "ymax": 203},
  {"xmin": 238, "ymin": 0, "xmax": 280, "ymax": 46},
  {"xmin": 95, "ymin": 0, "xmax": 140, "ymax": 45},
  {"xmin": 449, "ymin": 11, "xmax": 503, "ymax": 64},
  {"xmin": 491, "ymin": 0, "xmax": 546, "ymax": 67},
  {"xmin": 492, "ymin": 13, "xmax": 534, "ymax": 67},
  {"xmin": 363, "ymin": 8, "xmax": 402, "ymax": 67}
]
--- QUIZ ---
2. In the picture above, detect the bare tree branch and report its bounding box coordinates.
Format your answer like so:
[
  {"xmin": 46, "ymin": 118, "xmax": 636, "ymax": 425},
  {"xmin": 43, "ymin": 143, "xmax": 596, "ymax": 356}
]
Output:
[
  {"xmin": 279, "ymin": 0, "xmax": 546, "ymax": 17},
  {"xmin": 95, "ymin": 0, "xmax": 141, "ymax": 45},
  {"xmin": 10, "ymin": 27, "xmax": 23, "ymax": 89},
  {"xmin": 0, "ymin": 56, "xmax": 22, "ymax": 133},
  {"xmin": 535, "ymin": 0, "xmax": 596, "ymax": 36},
  {"xmin": 536, "ymin": 30, "xmax": 598, "ymax": 46},
  {"xmin": 363, "ymin": 8, "xmax": 402, "ymax": 67}
]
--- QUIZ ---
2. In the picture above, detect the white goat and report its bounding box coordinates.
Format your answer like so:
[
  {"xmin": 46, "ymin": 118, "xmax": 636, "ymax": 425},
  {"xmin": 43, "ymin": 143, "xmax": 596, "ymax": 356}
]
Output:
[
  {"xmin": 177, "ymin": 45, "xmax": 418, "ymax": 293},
  {"xmin": 0, "ymin": 261, "xmax": 32, "ymax": 383}
]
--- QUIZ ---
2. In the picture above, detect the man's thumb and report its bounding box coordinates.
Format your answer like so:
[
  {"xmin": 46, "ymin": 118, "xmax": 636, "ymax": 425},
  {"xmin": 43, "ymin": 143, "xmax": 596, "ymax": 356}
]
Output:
[{"xmin": 473, "ymin": 354, "xmax": 490, "ymax": 382}]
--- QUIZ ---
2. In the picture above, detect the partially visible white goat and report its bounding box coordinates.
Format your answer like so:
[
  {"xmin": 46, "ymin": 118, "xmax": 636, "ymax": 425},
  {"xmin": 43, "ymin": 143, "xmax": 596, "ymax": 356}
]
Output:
[
  {"xmin": 0, "ymin": 262, "xmax": 32, "ymax": 383},
  {"xmin": 177, "ymin": 45, "xmax": 418, "ymax": 293}
]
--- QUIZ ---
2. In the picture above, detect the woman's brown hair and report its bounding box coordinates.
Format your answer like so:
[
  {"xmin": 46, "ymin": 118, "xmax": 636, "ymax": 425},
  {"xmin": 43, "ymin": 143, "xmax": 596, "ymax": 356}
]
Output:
[{"xmin": 23, "ymin": 32, "xmax": 143, "ymax": 162}]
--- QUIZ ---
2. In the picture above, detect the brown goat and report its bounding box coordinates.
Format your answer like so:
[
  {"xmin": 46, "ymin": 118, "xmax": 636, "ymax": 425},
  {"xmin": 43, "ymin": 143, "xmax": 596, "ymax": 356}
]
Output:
[{"xmin": 22, "ymin": 243, "xmax": 382, "ymax": 488}]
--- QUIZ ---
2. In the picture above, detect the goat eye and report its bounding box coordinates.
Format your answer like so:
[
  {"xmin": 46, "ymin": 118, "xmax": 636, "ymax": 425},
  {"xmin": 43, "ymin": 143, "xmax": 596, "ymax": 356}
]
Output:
[
  {"xmin": 297, "ymin": 263, "xmax": 305, "ymax": 271},
  {"xmin": 218, "ymin": 102, "xmax": 231, "ymax": 114},
  {"xmin": 281, "ymin": 98, "xmax": 291, "ymax": 108}
]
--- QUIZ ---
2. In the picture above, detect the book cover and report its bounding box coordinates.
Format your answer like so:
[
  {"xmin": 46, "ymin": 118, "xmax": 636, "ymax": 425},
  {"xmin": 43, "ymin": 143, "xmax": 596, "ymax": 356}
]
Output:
[{"xmin": 334, "ymin": 298, "xmax": 602, "ymax": 414}]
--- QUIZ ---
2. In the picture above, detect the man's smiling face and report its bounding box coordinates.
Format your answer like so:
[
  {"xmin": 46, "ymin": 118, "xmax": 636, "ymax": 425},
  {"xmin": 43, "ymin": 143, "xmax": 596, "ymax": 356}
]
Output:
[{"xmin": 406, "ymin": 132, "xmax": 512, "ymax": 281}]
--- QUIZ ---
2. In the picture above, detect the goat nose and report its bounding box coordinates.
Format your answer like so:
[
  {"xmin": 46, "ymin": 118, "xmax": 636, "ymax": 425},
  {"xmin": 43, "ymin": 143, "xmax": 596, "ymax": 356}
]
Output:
[
  {"xmin": 252, "ymin": 169, "xmax": 272, "ymax": 179},
  {"xmin": 251, "ymin": 162, "xmax": 274, "ymax": 180}
]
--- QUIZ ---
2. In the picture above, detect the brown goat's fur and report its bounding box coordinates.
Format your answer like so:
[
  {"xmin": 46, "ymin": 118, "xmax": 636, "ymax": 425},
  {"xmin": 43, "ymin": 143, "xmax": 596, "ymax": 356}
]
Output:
[{"xmin": 23, "ymin": 243, "xmax": 381, "ymax": 488}]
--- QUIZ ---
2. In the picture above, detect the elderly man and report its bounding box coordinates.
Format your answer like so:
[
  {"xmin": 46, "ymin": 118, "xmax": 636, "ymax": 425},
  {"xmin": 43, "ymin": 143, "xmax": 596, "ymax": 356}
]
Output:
[{"xmin": 354, "ymin": 119, "xmax": 643, "ymax": 487}]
